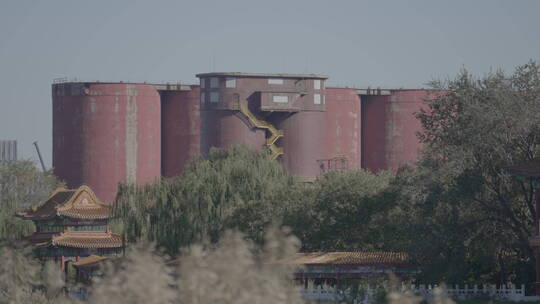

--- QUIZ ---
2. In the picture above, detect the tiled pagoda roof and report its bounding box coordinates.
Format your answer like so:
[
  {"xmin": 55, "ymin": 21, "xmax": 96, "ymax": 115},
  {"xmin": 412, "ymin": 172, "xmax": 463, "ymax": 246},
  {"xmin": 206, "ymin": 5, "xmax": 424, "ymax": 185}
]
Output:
[
  {"xmin": 24, "ymin": 232, "xmax": 59, "ymax": 247},
  {"xmin": 25, "ymin": 231, "xmax": 123, "ymax": 249},
  {"xmin": 281, "ymin": 252, "xmax": 409, "ymax": 266},
  {"xmin": 72, "ymin": 255, "xmax": 109, "ymax": 268},
  {"xmin": 505, "ymin": 158, "xmax": 540, "ymax": 178},
  {"xmin": 16, "ymin": 185, "xmax": 110, "ymax": 220},
  {"xmin": 52, "ymin": 231, "xmax": 123, "ymax": 248}
]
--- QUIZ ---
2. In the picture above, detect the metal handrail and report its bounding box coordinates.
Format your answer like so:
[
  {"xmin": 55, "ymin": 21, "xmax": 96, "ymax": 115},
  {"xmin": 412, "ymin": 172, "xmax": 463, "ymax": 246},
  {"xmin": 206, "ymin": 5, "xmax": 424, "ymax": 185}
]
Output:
[{"xmin": 239, "ymin": 102, "xmax": 284, "ymax": 160}]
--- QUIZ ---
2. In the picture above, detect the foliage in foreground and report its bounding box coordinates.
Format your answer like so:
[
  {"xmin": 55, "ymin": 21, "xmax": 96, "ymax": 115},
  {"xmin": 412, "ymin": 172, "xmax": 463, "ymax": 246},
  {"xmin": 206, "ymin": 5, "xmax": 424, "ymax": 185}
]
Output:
[
  {"xmin": 0, "ymin": 226, "xmax": 305, "ymax": 304},
  {"xmin": 0, "ymin": 246, "xmax": 66, "ymax": 303},
  {"xmin": 1, "ymin": 226, "xmax": 462, "ymax": 304},
  {"xmin": 90, "ymin": 225, "xmax": 303, "ymax": 304}
]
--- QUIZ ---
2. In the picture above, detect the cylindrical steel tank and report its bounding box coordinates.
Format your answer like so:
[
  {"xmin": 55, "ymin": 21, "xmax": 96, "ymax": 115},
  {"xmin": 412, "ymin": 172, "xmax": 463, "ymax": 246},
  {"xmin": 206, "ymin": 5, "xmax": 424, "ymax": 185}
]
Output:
[
  {"xmin": 324, "ymin": 88, "xmax": 361, "ymax": 169},
  {"xmin": 200, "ymin": 110, "xmax": 266, "ymax": 155},
  {"xmin": 278, "ymin": 111, "xmax": 326, "ymax": 180},
  {"xmin": 361, "ymin": 90, "xmax": 435, "ymax": 172},
  {"xmin": 52, "ymin": 82, "xmax": 161, "ymax": 203},
  {"xmin": 161, "ymin": 86, "xmax": 201, "ymax": 177}
]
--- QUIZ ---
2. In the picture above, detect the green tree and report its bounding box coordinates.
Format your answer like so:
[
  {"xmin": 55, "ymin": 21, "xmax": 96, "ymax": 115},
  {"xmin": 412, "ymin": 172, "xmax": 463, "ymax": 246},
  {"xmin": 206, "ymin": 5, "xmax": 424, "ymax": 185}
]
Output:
[
  {"xmin": 285, "ymin": 169, "xmax": 396, "ymax": 252},
  {"xmin": 113, "ymin": 146, "xmax": 295, "ymax": 254},
  {"xmin": 403, "ymin": 61, "xmax": 540, "ymax": 283},
  {"xmin": 0, "ymin": 161, "xmax": 61, "ymax": 241}
]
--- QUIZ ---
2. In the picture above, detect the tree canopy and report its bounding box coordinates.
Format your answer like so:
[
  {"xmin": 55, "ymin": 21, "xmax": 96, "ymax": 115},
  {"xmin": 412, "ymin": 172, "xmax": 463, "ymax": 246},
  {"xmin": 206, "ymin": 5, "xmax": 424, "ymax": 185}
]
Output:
[
  {"xmin": 0, "ymin": 161, "xmax": 61, "ymax": 242},
  {"xmin": 284, "ymin": 169, "xmax": 395, "ymax": 252},
  {"xmin": 113, "ymin": 146, "xmax": 295, "ymax": 254},
  {"xmin": 400, "ymin": 61, "xmax": 540, "ymax": 283}
]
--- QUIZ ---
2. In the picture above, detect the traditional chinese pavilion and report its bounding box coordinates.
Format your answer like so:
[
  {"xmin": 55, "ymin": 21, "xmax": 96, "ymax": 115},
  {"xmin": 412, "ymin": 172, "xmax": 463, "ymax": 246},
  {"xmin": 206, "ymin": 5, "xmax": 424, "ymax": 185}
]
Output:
[
  {"xmin": 16, "ymin": 185, "xmax": 123, "ymax": 269},
  {"xmin": 280, "ymin": 251, "xmax": 417, "ymax": 286}
]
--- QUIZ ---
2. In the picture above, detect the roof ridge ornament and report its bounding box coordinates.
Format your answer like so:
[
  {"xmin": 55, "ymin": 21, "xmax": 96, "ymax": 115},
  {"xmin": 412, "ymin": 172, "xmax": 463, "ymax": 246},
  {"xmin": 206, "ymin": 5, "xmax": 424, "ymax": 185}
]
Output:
[{"xmin": 16, "ymin": 185, "xmax": 111, "ymax": 220}]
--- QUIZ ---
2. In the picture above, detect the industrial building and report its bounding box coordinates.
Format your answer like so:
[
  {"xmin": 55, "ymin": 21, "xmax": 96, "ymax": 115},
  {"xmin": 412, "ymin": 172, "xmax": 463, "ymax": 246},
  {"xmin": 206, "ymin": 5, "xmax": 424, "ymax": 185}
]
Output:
[
  {"xmin": 198, "ymin": 72, "xmax": 328, "ymax": 179},
  {"xmin": 52, "ymin": 73, "xmax": 438, "ymax": 202},
  {"xmin": 0, "ymin": 140, "xmax": 17, "ymax": 163}
]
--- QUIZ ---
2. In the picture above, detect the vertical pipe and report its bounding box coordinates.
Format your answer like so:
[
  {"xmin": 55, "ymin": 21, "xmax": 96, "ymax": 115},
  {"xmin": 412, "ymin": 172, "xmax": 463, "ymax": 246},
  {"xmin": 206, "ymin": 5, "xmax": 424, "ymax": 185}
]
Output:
[{"xmin": 33, "ymin": 141, "xmax": 46, "ymax": 172}]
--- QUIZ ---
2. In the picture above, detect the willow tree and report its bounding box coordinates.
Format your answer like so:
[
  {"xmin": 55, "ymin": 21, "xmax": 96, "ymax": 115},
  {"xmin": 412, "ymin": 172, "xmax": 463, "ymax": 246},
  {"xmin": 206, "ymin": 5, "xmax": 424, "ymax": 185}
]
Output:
[
  {"xmin": 0, "ymin": 161, "xmax": 61, "ymax": 242},
  {"xmin": 113, "ymin": 146, "xmax": 295, "ymax": 254}
]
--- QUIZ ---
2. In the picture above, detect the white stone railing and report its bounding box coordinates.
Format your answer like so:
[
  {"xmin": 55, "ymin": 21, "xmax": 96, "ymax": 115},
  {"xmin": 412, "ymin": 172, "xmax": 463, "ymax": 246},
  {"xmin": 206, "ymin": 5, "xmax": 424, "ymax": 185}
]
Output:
[
  {"xmin": 301, "ymin": 285, "xmax": 345, "ymax": 302},
  {"xmin": 409, "ymin": 284, "xmax": 525, "ymax": 301},
  {"xmin": 301, "ymin": 283, "xmax": 531, "ymax": 302}
]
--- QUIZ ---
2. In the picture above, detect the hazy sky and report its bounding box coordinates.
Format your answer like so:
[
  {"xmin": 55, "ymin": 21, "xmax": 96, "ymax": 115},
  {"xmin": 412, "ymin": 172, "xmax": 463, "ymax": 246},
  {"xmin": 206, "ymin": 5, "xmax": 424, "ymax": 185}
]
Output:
[{"xmin": 1, "ymin": 0, "xmax": 539, "ymax": 165}]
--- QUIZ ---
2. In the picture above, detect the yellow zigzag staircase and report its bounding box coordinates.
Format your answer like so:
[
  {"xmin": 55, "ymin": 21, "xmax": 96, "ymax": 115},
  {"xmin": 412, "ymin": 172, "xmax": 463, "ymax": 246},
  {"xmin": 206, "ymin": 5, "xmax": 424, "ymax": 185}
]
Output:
[{"xmin": 239, "ymin": 102, "xmax": 284, "ymax": 160}]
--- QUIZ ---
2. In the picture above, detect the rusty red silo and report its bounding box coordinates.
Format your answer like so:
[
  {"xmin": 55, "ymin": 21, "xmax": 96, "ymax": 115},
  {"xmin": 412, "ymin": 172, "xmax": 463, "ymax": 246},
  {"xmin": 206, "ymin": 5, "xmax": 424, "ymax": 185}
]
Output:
[
  {"xmin": 278, "ymin": 111, "xmax": 326, "ymax": 180},
  {"xmin": 200, "ymin": 110, "xmax": 266, "ymax": 154},
  {"xmin": 324, "ymin": 88, "xmax": 361, "ymax": 170},
  {"xmin": 52, "ymin": 82, "xmax": 161, "ymax": 203},
  {"xmin": 361, "ymin": 90, "xmax": 436, "ymax": 172},
  {"xmin": 160, "ymin": 85, "xmax": 201, "ymax": 177}
]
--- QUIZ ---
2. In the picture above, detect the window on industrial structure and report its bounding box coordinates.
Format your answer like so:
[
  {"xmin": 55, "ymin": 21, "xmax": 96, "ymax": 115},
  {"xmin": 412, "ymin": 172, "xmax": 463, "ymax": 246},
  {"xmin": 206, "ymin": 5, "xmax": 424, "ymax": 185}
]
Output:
[
  {"xmin": 323, "ymin": 95, "xmax": 326, "ymax": 104},
  {"xmin": 201, "ymin": 92, "xmax": 205, "ymax": 103},
  {"xmin": 225, "ymin": 77, "xmax": 236, "ymax": 88},
  {"xmin": 210, "ymin": 77, "xmax": 219, "ymax": 88},
  {"xmin": 314, "ymin": 94, "xmax": 321, "ymax": 104},
  {"xmin": 268, "ymin": 79, "xmax": 284, "ymax": 85},
  {"xmin": 272, "ymin": 95, "xmax": 288, "ymax": 103},
  {"xmin": 210, "ymin": 92, "xmax": 219, "ymax": 103},
  {"xmin": 200, "ymin": 78, "xmax": 206, "ymax": 88},
  {"xmin": 314, "ymin": 80, "xmax": 321, "ymax": 90}
]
